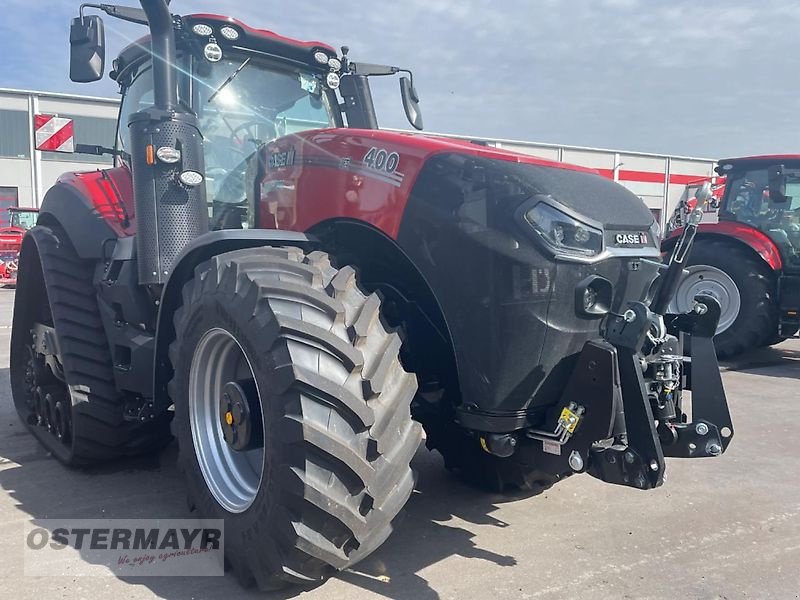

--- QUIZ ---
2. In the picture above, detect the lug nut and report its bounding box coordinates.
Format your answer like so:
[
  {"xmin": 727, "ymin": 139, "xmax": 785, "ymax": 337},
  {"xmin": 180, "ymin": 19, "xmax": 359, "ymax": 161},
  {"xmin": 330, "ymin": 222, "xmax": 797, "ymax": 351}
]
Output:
[
  {"xmin": 568, "ymin": 450, "xmax": 584, "ymax": 472},
  {"xmin": 706, "ymin": 442, "xmax": 722, "ymax": 456},
  {"xmin": 623, "ymin": 309, "xmax": 637, "ymax": 323},
  {"xmin": 695, "ymin": 422, "xmax": 709, "ymax": 436},
  {"xmin": 649, "ymin": 459, "xmax": 659, "ymax": 471},
  {"xmin": 624, "ymin": 451, "xmax": 636, "ymax": 464}
]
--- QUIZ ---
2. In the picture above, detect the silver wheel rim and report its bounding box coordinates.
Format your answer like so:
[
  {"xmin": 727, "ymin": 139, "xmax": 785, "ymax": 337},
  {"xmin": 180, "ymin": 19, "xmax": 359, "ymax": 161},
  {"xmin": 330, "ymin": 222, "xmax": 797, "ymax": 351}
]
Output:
[
  {"xmin": 668, "ymin": 265, "xmax": 741, "ymax": 334},
  {"xmin": 189, "ymin": 328, "xmax": 264, "ymax": 513}
]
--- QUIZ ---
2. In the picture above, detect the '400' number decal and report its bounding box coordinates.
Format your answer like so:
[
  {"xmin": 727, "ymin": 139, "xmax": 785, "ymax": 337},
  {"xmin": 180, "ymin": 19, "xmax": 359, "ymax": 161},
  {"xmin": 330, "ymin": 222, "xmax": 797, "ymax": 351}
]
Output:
[{"xmin": 363, "ymin": 147, "xmax": 400, "ymax": 173}]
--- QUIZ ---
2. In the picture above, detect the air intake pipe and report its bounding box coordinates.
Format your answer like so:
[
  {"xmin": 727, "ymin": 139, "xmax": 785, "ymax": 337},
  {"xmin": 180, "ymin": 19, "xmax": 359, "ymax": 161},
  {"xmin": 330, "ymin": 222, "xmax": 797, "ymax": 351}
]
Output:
[{"xmin": 129, "ymin": 0, "xmax": 209, "ymax": 286}]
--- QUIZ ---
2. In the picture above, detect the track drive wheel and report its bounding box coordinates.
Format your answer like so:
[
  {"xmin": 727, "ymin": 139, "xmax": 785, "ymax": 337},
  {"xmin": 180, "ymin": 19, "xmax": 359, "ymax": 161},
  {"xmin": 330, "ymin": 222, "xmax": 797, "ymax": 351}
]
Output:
[
  {"xmin": 169, "ymin": 247, "xmax": 421, "ymax": 590},
  {"xmin": 9, "ymin": 225, "xmax": 171, "ymax": 466}
]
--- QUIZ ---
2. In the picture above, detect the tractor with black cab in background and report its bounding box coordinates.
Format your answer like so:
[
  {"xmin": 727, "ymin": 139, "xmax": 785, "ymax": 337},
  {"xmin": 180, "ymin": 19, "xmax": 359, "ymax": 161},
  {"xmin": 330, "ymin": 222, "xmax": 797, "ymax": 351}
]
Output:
[{"xmin": 11, "ymin": 0, "xmax": 734, "ymax": 589}]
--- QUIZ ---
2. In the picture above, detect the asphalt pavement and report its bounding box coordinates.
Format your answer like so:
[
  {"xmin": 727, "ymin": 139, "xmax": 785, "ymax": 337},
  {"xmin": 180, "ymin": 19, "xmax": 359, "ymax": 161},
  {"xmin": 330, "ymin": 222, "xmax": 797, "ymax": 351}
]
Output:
[{"xmin": 0, "ymin": 287, "xmax": 798, "ymax": 600}]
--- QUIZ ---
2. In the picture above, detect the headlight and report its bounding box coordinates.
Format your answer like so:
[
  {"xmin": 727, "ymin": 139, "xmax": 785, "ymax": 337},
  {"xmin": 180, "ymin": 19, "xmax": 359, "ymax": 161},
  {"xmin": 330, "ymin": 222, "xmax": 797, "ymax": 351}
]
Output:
[
  {"xmin": 192, "ymin": 23, "xmax": 213, "ymax": 36},
  {"xmin": 525, "ymin": 202, "xmax": 603, "ymax": 256},
  {"xmin": 219, "ymin": 26, "xmax": 240, "ymax": 41}
]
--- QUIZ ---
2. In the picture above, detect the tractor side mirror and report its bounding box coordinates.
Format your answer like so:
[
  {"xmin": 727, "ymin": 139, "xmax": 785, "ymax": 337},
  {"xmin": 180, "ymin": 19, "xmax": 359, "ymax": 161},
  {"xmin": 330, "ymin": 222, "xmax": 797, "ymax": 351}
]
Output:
[
  {"xmin": 400, "ymin": 76, "xmax": 423, "ymax": 131},
  {"xmin": 70, "ymin": 15, "xmax": 105, "ymax": 83},
  {"xmin": 767, "ymin": 164, "xmax": 789, "ymax": 204}
]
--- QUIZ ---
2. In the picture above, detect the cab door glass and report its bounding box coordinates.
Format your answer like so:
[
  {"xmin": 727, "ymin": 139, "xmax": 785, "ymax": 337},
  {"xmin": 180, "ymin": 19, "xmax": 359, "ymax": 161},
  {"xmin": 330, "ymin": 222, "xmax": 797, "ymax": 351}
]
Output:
[{"xmin": 727, "ymin": 168, "xmax": 800, "ymax": 266}]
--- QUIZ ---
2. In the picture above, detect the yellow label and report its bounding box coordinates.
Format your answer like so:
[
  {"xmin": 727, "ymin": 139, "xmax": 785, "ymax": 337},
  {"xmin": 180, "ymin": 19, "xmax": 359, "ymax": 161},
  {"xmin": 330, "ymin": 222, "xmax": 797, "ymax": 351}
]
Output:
[{"xmin": 559, "ymin": 407, "xmax": 580, "ymax": 433}]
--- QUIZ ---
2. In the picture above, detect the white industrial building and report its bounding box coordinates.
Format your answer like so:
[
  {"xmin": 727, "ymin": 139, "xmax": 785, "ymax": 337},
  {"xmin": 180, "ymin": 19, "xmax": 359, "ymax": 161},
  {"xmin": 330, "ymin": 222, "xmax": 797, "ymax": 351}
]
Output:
[{"xmin": 0, "ymin": 87, "xmax": 716, "ymax": 228}]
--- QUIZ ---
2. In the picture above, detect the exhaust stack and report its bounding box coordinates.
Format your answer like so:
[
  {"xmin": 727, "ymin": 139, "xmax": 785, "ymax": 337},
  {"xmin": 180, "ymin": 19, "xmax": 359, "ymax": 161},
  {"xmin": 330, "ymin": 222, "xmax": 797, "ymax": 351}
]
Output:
[{"xmin": 130, "ymin": 0, "xmax": 208, "ymax": 286}]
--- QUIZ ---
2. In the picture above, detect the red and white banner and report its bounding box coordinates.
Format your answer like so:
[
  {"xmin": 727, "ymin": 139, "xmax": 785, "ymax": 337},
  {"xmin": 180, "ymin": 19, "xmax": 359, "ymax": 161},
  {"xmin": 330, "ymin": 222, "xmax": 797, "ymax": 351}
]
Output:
[{"xmin": 34, "ymin": 114, "xmax": 74, "ymax": 153}]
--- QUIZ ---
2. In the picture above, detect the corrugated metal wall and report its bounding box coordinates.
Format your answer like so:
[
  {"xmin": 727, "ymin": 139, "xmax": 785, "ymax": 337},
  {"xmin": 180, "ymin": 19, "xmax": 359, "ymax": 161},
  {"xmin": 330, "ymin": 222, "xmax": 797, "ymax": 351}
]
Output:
[
  {"xmin": 0, "ymin": 89, "xmax": 119, "ymax": 208},
  {"xmin": 0, "ymin": 88, "xmax": 717, "ymax": 226}
]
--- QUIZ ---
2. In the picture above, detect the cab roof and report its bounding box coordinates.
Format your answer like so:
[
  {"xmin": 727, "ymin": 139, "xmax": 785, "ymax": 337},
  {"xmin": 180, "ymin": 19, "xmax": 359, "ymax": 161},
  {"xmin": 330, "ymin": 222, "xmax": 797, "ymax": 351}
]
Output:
[
  {"xmin": 113, "ymin": 13, "xmax": 337, "ymax": 82},
  {"xmin": 716, "ymin": 154, "xmax": 800, "ymax": 174}
]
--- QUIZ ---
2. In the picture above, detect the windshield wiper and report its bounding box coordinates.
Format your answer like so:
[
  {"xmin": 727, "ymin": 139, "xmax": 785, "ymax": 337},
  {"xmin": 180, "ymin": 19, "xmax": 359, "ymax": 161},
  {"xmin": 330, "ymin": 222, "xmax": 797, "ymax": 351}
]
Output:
[{"xmin": 207, "ymin": 57, "xmax": 251, "ymax": 104}]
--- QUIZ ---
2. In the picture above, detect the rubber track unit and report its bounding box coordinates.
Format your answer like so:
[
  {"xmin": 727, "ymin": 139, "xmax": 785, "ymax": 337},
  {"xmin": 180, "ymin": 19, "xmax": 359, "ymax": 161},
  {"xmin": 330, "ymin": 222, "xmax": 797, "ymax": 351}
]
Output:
[
  {"xmin": 9, "ymin": 225, "xmax": 170, "ymax": 465},
  {"xmin": 688, "ymin": 238, "xmax": 778, "ymax": 358},
  {"xmin": 422, "ymin": 415, "xmax": 565, "ymax": 494},
  {"xmin": 168, "ymin": 247, "xmax": 422, "ymax": 589}
]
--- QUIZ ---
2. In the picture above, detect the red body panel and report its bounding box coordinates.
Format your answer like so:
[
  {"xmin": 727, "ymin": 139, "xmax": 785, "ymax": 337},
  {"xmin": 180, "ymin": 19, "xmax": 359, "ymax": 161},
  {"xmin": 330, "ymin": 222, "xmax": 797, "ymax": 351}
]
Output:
[
  {"xmin": 0, "ymin": 228, "xmax": 24, "ymax": 284},
  {"xmin": 56, "ymin": 167, "xmax": 136, "ymax": 238},
  {"xmin": 0, "ymin": 227, "xmax": 27, "ymax": 252},
  {"xmin": 260, "ymin": 129, "xmax": 595, "ymax": 240},
  {"xmin": 665, "ymin": 221, "xmax": 783, "ymax": 271}
]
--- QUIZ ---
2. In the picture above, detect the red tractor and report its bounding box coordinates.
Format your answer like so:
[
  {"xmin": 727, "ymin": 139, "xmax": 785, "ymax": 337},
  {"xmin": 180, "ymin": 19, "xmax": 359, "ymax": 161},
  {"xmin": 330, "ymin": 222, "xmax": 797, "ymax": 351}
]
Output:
[
  {"xmin": 664, "ymin": 155, "xmax": 800, "ymax": 357},
  {"xmin": 11, "ymin": 1, "xmax": 733, "ymax": 589},
  {"xmin": 0, "ymin": 207, "xmax": 39, "ymax": 285}
]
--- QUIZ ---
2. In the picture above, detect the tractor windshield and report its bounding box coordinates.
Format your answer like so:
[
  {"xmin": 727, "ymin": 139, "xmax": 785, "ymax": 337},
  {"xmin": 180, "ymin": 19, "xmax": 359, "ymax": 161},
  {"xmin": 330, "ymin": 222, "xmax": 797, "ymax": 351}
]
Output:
[
  {"xmin": 191, "ymin": 55, "xmax": 338, "ymax": 226},
  {"xmin": 118, "ymin": 52, "xmax": 338, "ymax": 228},
  {"xmin": 723, "ymin": 167, "xmax": 800, "ymax": 268}
]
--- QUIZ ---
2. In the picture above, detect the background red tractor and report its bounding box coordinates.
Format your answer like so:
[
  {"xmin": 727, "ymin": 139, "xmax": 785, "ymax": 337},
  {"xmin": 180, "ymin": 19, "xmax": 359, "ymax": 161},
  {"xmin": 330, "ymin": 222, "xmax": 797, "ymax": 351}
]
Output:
[
  {"xmin": 0, "ymin": 207, "xmax": 39, "ymax": 285},
  {"xmin": 663, "ymin": 155, "xmax": 800, "ymax": 357}
]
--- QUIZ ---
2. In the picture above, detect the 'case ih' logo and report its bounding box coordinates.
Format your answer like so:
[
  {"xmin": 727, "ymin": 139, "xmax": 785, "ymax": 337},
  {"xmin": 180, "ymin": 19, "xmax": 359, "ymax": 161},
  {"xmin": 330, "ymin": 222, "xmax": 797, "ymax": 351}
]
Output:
[
  {"xmin": 614, "ymin": 232, "xmax": 647, "ymax": 246},
  {"xmin": 268, "ymin": 147, "xmax": 296, "ymax": 169}
]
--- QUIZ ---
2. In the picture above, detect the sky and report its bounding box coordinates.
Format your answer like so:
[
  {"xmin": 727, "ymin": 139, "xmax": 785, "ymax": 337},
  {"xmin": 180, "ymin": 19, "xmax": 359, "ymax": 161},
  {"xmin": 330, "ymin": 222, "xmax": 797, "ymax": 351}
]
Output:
[{"xmin": 2, "ymin": 0, "xmax": 799, "ymax": 158}]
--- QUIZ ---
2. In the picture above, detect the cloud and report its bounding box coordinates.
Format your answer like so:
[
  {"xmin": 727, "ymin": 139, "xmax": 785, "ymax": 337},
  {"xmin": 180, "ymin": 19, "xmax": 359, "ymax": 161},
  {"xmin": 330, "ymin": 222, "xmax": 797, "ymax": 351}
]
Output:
[{"xmin": 4, "ymin": 1, "xmax": 800, "ymax": 157}]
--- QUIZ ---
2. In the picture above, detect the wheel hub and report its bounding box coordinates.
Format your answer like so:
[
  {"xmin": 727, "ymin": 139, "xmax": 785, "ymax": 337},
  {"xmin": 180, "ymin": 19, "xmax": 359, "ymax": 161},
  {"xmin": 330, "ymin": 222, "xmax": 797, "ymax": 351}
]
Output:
[
  {"xmin": 189, "ymin": 328, "xmax": 266, "ymax": 513},
  {"xmin": 219, "ymin": 380, "xmax": 262, "ymax": 451},
  {"xmin": 667, "ymin": 265, "xmax": 741, "ymax": 334}
]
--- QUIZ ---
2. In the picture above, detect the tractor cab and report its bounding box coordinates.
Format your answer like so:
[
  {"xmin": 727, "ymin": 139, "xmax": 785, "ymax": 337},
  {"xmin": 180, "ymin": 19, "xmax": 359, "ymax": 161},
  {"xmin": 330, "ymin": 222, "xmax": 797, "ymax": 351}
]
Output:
[
  {"xmin": 717, "ymin": 155, "xmax": 800, "ymax": 273},
  {"xmin": 99, "ymin": 14, "xmax": 423, "ymax": 230},
  {"xmin": 113, "ymin": 16, "xmax": 341, "ymax": 229}
]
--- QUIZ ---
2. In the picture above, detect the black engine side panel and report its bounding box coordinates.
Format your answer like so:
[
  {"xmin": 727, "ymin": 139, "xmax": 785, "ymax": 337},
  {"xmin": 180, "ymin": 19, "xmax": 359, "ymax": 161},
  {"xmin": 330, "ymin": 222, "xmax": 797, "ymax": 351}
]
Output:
[{"xmin": 397, "ymin": 154, "xmax": 660, "ymax": 429}]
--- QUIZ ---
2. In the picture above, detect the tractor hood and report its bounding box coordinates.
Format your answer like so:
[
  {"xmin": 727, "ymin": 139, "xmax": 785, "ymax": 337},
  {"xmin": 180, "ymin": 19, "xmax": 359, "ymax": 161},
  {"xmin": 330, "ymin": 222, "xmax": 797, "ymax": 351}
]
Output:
[
  {"xmin": 257, "ymin": 128, "xmax": 657, "ymax": 240},
  {"xmin": 255, "ymin": 127, "xmax": 661, "ymax": 422}
]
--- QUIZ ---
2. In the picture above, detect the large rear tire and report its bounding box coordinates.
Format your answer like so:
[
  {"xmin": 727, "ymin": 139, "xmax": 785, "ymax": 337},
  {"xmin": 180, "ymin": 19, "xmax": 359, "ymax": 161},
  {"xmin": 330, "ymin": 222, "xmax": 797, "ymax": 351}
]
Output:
[
  {"xmin": 9, "ymin": 225, "xmax": 171, "ymax": 465},
  {"xmin": 672, "ymin": 238, "xmax": 777, "ymax": 358},
  {"xmin": 169, "ymin": 246, "xmax": 421, "ymax": 589}
]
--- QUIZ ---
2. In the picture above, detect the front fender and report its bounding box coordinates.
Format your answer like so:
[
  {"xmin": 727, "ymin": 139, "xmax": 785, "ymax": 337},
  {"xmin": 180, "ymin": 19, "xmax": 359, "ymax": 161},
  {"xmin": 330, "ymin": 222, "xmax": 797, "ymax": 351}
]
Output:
[
  {"xmin": 662, "ymin": 222, "xmax": 783, "ymax": 271},
  {"xmin": 152, "ymin": 229, "xmax": 317, "ymax": 411}
]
